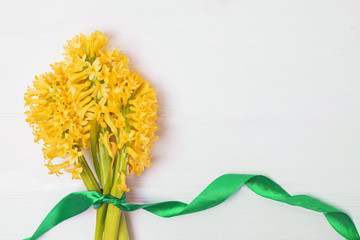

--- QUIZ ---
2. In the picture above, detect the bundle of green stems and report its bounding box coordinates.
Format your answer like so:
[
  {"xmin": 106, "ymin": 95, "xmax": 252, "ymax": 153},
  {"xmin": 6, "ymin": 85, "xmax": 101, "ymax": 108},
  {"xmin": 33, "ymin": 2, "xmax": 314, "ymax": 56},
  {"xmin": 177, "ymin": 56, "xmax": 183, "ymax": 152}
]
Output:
[{"xmin": 79, "ymin": 122, "xmax": 130, "ymax": 240}]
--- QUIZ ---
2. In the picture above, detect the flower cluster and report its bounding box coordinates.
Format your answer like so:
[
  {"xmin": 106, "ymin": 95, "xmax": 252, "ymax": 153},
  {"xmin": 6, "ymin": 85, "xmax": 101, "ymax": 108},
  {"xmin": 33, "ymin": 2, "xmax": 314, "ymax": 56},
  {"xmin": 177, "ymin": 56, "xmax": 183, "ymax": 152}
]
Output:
[{"xmin": 25, "ymin": 31, "xmax": 158, "ymax": 186}]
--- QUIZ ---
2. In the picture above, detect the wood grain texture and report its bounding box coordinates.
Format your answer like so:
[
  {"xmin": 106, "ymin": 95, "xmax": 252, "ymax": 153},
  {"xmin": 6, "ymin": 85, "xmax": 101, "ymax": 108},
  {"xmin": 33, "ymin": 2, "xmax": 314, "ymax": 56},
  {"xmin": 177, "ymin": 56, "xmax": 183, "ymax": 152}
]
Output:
[{"xmin": 1, "ymin": 0, "xmax": 359, "ymax": 239}]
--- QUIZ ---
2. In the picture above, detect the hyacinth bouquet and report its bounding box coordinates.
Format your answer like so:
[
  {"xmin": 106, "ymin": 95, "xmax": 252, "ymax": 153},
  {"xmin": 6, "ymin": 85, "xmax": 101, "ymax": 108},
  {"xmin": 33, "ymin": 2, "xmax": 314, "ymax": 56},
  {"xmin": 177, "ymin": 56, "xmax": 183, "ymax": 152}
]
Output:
[{"xmin": 25, "ymin": 31, "xmax": 158, "ymax": 240}]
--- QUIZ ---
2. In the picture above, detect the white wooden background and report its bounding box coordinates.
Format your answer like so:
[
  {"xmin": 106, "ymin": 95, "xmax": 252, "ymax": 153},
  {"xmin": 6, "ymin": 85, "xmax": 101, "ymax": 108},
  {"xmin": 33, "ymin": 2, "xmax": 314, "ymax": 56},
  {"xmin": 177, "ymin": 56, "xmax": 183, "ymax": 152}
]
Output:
[{"xmin": 1, "ymin": 0, "xmax": 359, "ymax": 239}]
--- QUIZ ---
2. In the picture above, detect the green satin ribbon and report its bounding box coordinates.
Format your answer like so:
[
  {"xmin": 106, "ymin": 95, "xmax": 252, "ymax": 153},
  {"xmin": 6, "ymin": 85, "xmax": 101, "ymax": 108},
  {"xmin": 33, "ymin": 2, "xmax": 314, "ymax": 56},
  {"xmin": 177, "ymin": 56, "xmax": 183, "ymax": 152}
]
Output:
[{"xmin": 24, "ymin": 174, "xmax": 360, "ymax": 240}]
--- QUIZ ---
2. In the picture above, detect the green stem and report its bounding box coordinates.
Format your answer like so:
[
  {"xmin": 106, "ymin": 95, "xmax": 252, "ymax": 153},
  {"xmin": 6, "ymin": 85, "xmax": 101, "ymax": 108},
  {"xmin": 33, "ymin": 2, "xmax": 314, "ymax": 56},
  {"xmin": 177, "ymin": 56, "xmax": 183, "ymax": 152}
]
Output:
[
  {"xmin": 78, "ymin": 155, "xmax": 101, "ymax": 193},
  {"xmin": 103, "ymin": 148, "xmax": 128, "ymax": 240},
  {"xmin": 95, "ymin": 204, "xmax": 108, "ymax": 240},
  {"xmin": 95, "ymin": 126, "xmax": 113, "ymax": 240},
  {"xmin": 99, "ymin": 126, "xmax": 113, "ymax": 194},
  {"xmin": 78, "ymin": 155, "xmax": 104, "ymax": 240},
  {"xmin": 117, "ymin": 213, "xmax": 130, "ymax": 240},
  {"xmin": 91, "ymin": 121, "xmax": 101, "ymax": 183}
]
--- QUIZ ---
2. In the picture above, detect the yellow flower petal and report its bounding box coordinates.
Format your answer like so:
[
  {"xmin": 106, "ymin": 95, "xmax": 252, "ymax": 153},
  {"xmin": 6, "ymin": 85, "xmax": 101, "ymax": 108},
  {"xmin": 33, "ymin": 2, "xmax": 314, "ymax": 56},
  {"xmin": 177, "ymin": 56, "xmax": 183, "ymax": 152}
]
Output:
[
  {"xmin": 64, "ymin": 162, "xmax": 83, "ymax": 180},
  {"xmin": 99, "ymin": 132, "xmax": 114, "ymax": 157},
  {"xmin": 46, "ymin": 161, "xmax": 70, "ymax": 176},
  {"xmin": 115, "ymin": 172, "xmax": 130, "ymax": 192}
]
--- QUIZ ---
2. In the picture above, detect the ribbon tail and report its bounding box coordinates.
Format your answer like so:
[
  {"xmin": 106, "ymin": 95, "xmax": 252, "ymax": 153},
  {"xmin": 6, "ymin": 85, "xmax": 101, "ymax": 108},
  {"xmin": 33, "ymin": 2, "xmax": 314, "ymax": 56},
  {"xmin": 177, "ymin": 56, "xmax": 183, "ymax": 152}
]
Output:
[
  {"xmin": 118, "ymin": 174, "xmax": 359, "ymax": 240},
  {"xmin": 240, "ymin": 175, "xmax": 359, "ymax": 240},
  {"xmin": 23, "ymin": 191, "xmax": 102, "ymax": 240}
]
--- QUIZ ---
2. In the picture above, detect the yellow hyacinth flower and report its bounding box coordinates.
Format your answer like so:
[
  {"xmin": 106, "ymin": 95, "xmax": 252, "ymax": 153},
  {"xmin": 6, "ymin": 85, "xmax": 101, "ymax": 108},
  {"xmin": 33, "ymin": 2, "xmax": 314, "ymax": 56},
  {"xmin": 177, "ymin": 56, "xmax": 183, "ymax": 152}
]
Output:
[
  {"xmin": 25, "ymin": 31, "xmax": 158, "ymax": 187},
  {"xmin": 25, "ymin": 63, "xmax": 90, "ymax": 179}
]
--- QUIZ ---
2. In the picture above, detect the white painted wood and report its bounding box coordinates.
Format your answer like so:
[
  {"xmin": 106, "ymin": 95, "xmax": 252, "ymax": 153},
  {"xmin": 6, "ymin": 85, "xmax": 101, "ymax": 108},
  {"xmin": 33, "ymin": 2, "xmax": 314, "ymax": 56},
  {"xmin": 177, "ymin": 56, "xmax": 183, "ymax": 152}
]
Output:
[{"xmin": 1, "ymin": 0, "xmax": 359, "ymax": 239}]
